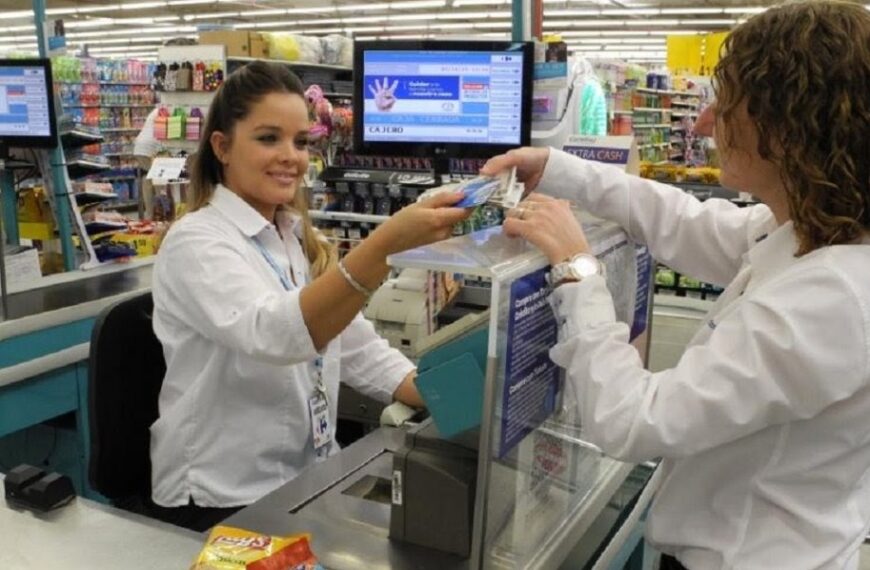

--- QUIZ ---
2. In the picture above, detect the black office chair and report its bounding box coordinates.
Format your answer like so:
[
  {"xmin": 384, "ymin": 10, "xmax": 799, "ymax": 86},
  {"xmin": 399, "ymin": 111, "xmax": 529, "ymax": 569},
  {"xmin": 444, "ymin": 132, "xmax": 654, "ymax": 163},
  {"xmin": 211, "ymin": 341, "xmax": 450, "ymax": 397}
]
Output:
[{"xmin": 88, "ymin": 291, "xmax": 165, "ymax": 514}]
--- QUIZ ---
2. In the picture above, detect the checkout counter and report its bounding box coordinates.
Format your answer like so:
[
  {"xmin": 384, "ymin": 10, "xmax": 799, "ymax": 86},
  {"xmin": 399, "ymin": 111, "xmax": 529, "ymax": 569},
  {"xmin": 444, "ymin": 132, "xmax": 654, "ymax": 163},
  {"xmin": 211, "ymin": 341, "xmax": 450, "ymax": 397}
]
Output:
[
  {"xmin": 1, "ymin": 221, "xmax": 659, "ymax": 569},
  {"xmin": 0, "ymin": 259, "xmax": 153, "ymax": 495},
  {"xmin": 221, "ymin": 222, "xmax": 658, "ymax": 570}
]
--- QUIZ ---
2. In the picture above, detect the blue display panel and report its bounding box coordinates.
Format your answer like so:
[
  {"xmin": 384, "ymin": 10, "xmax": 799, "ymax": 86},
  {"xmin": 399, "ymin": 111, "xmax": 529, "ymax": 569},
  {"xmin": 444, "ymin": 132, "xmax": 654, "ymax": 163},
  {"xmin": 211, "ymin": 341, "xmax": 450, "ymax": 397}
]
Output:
[
  {"xmin": 0, "ymin": 66, "xmax": 53, "ymax": 139},
  {"xmin": 361, "ymin": 50, "xmax": 525, "ymax": 146}
]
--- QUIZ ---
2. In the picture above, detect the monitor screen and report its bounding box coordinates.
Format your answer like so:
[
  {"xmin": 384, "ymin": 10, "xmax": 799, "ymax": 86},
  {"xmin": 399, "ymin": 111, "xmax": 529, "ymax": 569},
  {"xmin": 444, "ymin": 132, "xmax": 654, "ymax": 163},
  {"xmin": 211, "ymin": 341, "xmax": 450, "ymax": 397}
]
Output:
[
  {"xmin": 353, "ymin": 40, "xmax": 533, "ymax": 161},
  {"xmin": 0, "ymin": 58, "xmax": 58, "ymax": 148}
]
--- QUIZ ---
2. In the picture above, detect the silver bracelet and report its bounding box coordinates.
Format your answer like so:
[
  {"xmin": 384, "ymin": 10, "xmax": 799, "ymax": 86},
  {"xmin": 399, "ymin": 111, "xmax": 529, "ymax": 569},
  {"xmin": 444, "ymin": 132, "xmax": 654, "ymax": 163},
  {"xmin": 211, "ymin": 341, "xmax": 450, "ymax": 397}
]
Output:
[{"xmin": 337, "ymin": 258, "xmax": 375, "ymax": 296}]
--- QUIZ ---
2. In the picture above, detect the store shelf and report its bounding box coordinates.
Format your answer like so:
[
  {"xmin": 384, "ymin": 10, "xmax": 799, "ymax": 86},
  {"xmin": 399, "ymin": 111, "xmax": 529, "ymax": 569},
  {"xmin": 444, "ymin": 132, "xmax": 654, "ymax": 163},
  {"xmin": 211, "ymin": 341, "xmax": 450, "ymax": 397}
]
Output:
[
  {"xmin": 671, "ymin": 100, "xmax": 697, "ymax": 107},
  {"xmin": 57, "ymin": 80, "xmax": 151, "ymax": 86},
  {"xmin": 102, "ymin": 128, "xmax": 142, "ymax": 133},
  {"xmin": 612, "ymin": 109, "xmax": 633, "ymax": 115},
  {"xmin": 638, "ymin": 143, "xmax": 670, "ymax": 149},
  {"xmin": 227, "ymin": 56, "xmax": 351, "ymax": 73},
  {"xmin": 60, "ymin": 128, "xmax": 104, "ymax": 148},
  {"xmin": 104, "ymin": 153, "xmax": 136, "ymax": 157},
  {"xmin": 85, "ymin": 220, "xmax": 128, "ymax": 235},
  {"xmin": 309, "ymin": 211, "xmax": 389, "ymax": 224},
  {"xmin": 670, "ymin": 111, "xmax": 699, "ymax": 118},
  {"xmin": 635, "ymin": 87, "xmax": 699, "ymax": 96},
  {"xmin": 63, "ymin": 104, "xmax": 155, "ymax": 108},
  {"xmin": 634, "ymin": 124, "xmax": 671, "ymax": 129},
  {"xmin": 74, "ymin": 191, "xmax": 119, "ymax": 205},
  {"xmin": 633, "ymin": 107, "xmax": 670, "ymax": 113},
  {"xmin": 67, "ymin": 159, "xmax": 111, "ymax": 179}
]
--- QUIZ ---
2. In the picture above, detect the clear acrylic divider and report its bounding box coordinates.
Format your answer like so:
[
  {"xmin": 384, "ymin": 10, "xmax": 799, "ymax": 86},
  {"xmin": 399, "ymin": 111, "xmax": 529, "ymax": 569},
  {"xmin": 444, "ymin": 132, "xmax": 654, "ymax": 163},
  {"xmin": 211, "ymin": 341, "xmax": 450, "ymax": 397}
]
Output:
[{"xmin": 388, "ymin": 218, "xmax": 642, "ymax": 570}]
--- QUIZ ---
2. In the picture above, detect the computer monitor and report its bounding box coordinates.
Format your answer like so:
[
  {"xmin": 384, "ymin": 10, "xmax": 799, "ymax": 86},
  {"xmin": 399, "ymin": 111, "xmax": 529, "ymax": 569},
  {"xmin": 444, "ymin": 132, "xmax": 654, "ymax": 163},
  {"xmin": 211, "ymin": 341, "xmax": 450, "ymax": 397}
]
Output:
[
  {"xmin": 353, "ymin": 40, "xmax": 533, "ymax": 168},
  {"xmin": 0, "ymin": 58, "xmax": 58, "ymax": 150}
]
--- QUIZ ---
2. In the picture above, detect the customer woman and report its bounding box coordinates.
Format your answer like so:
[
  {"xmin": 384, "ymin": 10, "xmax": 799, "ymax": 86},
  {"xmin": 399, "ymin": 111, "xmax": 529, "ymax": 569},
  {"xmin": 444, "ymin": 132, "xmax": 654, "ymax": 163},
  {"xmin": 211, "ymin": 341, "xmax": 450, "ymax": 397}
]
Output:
[
  {"xmin": 149, "ymin": 61, "xmax": 468, "ymax": 531},
  {"xmin": 483, "ymin": 2, "xmax": 870, "ymax": 568}
]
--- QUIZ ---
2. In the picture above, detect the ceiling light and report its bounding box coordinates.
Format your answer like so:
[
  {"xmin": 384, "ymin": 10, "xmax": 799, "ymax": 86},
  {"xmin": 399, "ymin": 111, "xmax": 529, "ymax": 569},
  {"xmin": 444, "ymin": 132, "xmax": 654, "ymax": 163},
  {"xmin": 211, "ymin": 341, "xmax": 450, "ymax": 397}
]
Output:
[
  {"xmin": 453, "ymin": 0, "xmax": 507, "ymax": 5},
  {"xmin": 660, "ymin": 8, "xmax": 724, "ymax": 15},
  {"xmin": 625, "ymin": 19, "xmax": 679, "ymax": 26},
  {"xmin": 388, "ymin": 13, "xmax": 430, "ymax": 20},
  {"xmin": 183, "ymin": 11, "xmax": 239, "ymax": 20},
  {"xmin": 120, "ymin": 1, "xmax": 167, "ymax": 9},
  {"xmin": 545, "ymin": 9, "xmax": 599, "ymax": 16},
  {"xmin": 678, "ymin": 19, "xmax": 735, "ymax": 25},
  {"xmin": 391, "ymin": 0, "xmax": 447, "ymax": 7},
  {"xmin": 286, "ymin": 7, "xmax": 336, "ymax": 14},
  {"xmin": 723, "ymin": 7, "xmax": 766, "ymax": 14},
  {"xmin": 166, "ymin": 0, "xmax": 215, "ymax": 5},
  {"xmin": 338, "ymin": 3, "xmax": 390, "ymax": 11},
  {"xmin": 238, "ymin": 9, "xmax": 287, "ymax": 17},
  {"xmin": 475, "ymin": 22, "xmax": 511, "ymax": 28},
  {"xmin": 0, "ymin": 10, "xmax": 31, "ymax": 20},
  {"xmin": 344, "ymin": 25, "xmax": 384, "ymax": 32},
  {"xmin": 600, "ymin": 8, "xmax": 660, "ymax": 15},
  {"xmin": 342, "ymin": 16, "xmax": 388, "ymax": 23},
  {"xmin": 298, "ymin": 18, "xmax": 342, "ymax": 25},
  {"xmin": 383, "ymin": 24, "xmax": 428, "ymax": 31}
]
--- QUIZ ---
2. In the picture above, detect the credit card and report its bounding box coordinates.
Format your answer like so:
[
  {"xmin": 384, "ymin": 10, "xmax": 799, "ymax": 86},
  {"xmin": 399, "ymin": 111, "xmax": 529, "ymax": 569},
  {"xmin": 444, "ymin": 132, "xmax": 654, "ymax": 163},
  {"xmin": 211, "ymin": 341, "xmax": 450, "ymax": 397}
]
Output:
[{"xmin": 455, "ymin": 176, "xmax": 501, "ymax": 208}]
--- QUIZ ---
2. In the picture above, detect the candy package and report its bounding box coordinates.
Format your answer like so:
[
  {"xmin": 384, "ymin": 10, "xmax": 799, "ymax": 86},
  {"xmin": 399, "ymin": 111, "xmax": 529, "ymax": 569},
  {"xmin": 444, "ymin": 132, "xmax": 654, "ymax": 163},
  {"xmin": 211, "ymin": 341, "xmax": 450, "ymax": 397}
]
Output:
[{"xmin": 190, "ymin": 525, "xmax": 324, "ymax": 570}]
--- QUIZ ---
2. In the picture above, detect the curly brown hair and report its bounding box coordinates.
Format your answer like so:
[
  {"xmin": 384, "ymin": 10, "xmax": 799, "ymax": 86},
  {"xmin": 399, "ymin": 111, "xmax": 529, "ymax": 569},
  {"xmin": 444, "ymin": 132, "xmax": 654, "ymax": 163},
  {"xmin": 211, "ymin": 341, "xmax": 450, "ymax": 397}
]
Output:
[{"xmin": 714, "ymin": 0, "xmax": 870, "ymax": 255}]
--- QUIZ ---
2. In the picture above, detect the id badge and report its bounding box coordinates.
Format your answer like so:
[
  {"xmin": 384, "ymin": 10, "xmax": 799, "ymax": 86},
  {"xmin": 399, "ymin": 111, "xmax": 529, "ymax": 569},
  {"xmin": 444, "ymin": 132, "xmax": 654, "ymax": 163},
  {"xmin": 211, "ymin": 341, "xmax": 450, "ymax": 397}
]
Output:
[{"xmin": 308, "ymin": 392, "xmax": 332, "ymax": 451}]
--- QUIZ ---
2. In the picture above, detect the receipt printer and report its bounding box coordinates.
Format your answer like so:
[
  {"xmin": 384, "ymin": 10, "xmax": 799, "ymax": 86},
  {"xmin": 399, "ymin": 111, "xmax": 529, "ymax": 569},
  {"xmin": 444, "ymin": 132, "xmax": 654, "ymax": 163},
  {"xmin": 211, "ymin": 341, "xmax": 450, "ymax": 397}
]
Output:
[
  {"xmin": 389, "ymin": 420, "xmax": 478, "ymax": 557},
  {"xmin": 4, "ymin": 463, "xmax": 75, "ymax": 512}
]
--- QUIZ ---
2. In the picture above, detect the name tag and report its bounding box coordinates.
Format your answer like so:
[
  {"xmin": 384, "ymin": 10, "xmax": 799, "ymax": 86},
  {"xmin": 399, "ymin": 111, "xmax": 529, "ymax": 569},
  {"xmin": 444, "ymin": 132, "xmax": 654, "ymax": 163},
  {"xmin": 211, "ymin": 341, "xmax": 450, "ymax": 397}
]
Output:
[{"xmin": 308, "ymin": 393, "xmax": 332, "ymax": 452}]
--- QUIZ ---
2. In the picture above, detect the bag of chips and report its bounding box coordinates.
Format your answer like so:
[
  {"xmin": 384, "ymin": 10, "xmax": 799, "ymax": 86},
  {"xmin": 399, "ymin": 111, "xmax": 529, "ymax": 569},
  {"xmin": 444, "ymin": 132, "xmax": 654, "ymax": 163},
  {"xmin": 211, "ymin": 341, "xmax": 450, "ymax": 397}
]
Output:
[{"xmin": 190, "ymin": 525, "xmax": 324, "ymax": 570}]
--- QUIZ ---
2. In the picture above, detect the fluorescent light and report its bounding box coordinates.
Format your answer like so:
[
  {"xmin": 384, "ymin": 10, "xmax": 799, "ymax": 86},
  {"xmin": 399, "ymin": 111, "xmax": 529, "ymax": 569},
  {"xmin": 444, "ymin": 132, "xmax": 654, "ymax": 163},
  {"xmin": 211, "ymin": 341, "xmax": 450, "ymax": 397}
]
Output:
[
  {"xmin": 625, "ymin": 19, "xmax": 679, "ymax": 26},
  {"xmin": 382, "ymin": 24, "xmax": 428, "ymax": 31},
  {"xmin": 438, "ymin": 22, "xmax": 475, "ymax": 29},
  {"xmin": 46, "ymin": 8, "xmax": 81, "ymax": 15},
  {"xmin": 344, "ymin": 25, "xmax": 384, "ymax": 33},
  {"xmin": 649, "ymin": 30, "xmax": 700, "ymax": 35},
  {"xmin": 723, "ymin": 6, "xmax": 767, "ymax": 14},
  {"xmin": 391, "ymin": 0, "xmax": 446, "ymax": 7},
  {"xmin": 120, "ymin": 1, "xmax": 167, "ymax": 9},
  {"xmin": 298, "ymin": 18, "xmax": 342, "ymax": 25},
  {"xmin": 0, "ymin": 10, "xmax": 31, "ymax": 20},
  {"xmin": 388, "ymin": 13, "xmax": 431, "ymax": 21},
  {"xmin": 453, "ymin": 0, "xmax": 507, "ymax": 5},
  {"xmin": 679, "ymin": 19, "xmax": 735, "ymax": 25},
  {"xmin": 475, "ymin": 22, "xmax": 511, "ymax": 29},
  {"xmin": 600, "ymin": 8, "xmax": 660, "ymax": 15},
  {"xmin": 342, "ymin": 16, "xmax": 389, "ymax": 23},
  {"xmin": 286, "ymin": 7, "xmax": 336, "ymax": 14},
  {"xmin": 183, "ymin": 11, "xmax": 239, "ymax": 20},
  {"xmin": 436, "ymin": 11, "xmax": 492, "ymax": 19},
  {"xmin": 166, "ymin": 0, "xmax": 215, "ymax": 5},
  {"xmin": 660, "ymin": 8, "xmax": 725, "ymax": 15},
  {"xmin": 338, "ymin": 3, "xmax": 390, "ymax": 11},
  {"xmin": 0, "ymin": 24, "xmax": 35, "ymax": 33},
  {"xmin": 237, "ymin": 9, "xmax": 287, "ymax": 17},
  {"xmin": 545, "ymin": 9, "xmax": 600, "ymax": 16}
]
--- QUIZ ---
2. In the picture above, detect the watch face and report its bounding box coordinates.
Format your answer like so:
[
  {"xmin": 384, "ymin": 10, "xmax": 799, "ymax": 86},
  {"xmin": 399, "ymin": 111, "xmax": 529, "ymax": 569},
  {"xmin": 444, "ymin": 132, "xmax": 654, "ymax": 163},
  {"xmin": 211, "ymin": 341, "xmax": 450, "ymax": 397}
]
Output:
[{"xmin": 570, "ymin": 255, "xmax": 600, "ymax": 279}]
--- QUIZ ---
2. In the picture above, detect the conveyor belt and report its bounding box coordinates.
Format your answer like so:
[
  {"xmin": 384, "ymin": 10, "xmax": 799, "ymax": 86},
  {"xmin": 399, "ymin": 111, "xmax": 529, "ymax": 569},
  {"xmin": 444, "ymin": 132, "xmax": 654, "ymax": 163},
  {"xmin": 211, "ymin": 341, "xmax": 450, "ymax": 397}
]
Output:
[{"xmin": 3, "ymin": 264, "xmax": 153, "ymax": 321}]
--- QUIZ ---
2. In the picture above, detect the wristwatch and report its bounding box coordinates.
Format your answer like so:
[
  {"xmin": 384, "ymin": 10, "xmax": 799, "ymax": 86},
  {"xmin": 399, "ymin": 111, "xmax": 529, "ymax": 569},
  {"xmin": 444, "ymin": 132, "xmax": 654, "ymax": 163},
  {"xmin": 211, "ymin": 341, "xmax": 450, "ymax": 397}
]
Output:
[{"xmin": 549, "ymin": 253, "xmax": 604, "ymax": 287}]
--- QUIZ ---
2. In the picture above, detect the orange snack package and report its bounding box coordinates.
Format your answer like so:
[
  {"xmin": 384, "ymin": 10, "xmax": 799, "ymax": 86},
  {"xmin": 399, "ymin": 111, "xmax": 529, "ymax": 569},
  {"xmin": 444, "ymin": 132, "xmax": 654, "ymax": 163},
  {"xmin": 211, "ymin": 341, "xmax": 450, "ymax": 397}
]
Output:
[{"xmin": 190, "ymin": 525, "xmax": 324, "ymax": 570}]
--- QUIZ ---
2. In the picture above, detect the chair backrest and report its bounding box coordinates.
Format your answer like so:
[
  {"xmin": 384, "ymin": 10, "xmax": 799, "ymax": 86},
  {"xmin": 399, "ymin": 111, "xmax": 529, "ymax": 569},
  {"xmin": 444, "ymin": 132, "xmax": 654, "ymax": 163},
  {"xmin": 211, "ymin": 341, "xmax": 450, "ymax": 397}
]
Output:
[{"xmin": 88, "ymin": 291, "xmax": 165, "ymax": 501}]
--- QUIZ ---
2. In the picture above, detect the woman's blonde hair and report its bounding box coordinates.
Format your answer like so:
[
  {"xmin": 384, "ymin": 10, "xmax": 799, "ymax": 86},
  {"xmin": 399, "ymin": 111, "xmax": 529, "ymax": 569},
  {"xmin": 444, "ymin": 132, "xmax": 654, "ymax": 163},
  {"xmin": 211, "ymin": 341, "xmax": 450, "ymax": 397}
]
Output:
[
  {"xmin": 188, "ymin": 61, "xmax": 336, "ymax": 276},
  {"xmin": 714, "ymin": 0, "xmax": 870, "ymax": 255}
]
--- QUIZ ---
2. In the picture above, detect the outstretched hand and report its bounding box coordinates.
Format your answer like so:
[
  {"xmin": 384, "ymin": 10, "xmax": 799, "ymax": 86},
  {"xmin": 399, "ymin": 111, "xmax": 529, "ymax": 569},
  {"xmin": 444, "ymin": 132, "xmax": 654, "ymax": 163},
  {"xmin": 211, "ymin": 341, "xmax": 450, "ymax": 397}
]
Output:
[{"xmin": 369, "ymin": 77, "xmax": 399, "ymax": 112}]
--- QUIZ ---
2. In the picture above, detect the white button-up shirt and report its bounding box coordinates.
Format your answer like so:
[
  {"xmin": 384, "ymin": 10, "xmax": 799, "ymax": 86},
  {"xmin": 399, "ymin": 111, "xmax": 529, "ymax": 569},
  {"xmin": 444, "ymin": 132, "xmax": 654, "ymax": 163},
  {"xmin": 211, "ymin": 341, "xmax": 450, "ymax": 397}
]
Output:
[
  {"xmin": 150, "ymin": 185, "xmax": 414, "ymax": 508},
  {"xmin": 542, "ymin": 150, "xmax": 870, "ymax": 569}
]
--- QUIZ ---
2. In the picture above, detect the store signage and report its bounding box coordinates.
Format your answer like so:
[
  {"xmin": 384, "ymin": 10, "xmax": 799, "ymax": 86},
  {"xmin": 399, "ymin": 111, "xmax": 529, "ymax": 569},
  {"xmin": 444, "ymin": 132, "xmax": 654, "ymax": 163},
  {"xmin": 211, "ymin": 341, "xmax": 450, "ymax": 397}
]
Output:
[
  {"xmin": 146, "ymin": 157, "xmax": 187, "ymax": 184},
  {"xmin": 562, "ymin": 135, "xmax": 640, "ymax": 175}
]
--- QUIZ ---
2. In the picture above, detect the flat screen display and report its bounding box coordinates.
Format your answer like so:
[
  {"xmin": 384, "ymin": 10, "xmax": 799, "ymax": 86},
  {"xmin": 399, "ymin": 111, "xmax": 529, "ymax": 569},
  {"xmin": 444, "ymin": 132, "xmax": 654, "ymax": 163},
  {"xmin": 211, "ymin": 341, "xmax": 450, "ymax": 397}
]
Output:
[
  {"xmin": 353, "ymin": 40, "xmax": 533, "ymax": 160},
  {"xmin": 0, "ymin": 59, "xmax": 57, "ymax": 148}
]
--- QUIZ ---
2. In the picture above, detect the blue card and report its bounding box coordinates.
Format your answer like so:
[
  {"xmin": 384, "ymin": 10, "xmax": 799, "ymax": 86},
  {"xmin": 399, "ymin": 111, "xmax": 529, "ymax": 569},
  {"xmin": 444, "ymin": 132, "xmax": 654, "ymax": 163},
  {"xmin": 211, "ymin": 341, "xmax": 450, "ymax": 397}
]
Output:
[{"xmin": 455, "ymin": 176, "xmax": 501, "ymax": 208}]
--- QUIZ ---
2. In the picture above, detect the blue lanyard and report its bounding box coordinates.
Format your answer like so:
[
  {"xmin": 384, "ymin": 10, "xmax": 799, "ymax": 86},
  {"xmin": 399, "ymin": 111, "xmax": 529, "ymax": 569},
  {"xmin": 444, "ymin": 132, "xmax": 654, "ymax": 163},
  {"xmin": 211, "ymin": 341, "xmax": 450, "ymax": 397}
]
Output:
[{"xmin": 251, "ymin": 237, "xmax": 293, "ymax": 291}]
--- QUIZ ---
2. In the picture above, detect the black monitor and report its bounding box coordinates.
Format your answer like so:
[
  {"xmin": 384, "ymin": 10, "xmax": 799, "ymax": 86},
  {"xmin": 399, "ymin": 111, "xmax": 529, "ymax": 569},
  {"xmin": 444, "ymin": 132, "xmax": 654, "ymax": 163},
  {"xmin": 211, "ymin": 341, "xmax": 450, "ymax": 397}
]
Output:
[
  {"xmin": 352, "ymin": 40, "xmax": 533, "ymax": 169},
  {"xmin": 0, "ymin": 58, "xmax": 58, "ymax": 150}
]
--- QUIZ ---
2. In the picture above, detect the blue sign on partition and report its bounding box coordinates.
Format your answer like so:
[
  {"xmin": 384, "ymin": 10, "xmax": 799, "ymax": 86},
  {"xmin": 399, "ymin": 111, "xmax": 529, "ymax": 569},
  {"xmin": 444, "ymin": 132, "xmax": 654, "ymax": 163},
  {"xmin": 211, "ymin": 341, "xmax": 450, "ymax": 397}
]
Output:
[
  {"xmin": 631, "ymin": 245, "xmax": 653, "ymax": 341},
  {"xmin": 499, "ymin": 267, "xmax": 560, "ymax": 459}
]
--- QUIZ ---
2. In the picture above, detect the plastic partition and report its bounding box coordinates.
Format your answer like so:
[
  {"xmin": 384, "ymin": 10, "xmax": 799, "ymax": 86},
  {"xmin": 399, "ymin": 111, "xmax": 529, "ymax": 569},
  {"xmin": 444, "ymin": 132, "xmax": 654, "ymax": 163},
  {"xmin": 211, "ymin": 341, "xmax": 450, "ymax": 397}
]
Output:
[{"xmin": 389, "ymin": 218, "xmax": 649, "ymax": 570}]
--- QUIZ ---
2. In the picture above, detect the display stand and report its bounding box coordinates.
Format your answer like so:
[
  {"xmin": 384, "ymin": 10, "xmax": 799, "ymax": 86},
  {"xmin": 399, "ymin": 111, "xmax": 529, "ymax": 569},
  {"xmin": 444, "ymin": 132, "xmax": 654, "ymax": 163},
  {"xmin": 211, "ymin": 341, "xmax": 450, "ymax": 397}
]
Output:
[{"xmin": 389, "ymin": 218, "xmax": 653, "ymax": 569}]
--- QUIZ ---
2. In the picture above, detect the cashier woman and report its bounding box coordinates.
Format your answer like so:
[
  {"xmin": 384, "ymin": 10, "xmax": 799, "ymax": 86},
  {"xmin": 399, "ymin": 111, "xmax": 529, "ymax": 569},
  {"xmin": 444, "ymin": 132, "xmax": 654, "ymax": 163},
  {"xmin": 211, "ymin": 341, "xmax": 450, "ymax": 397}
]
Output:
[
  {"xmin": 149, "ymin": 61, "xmax": 468, "ymax": 531},
  {"xmin": 483, "ymin": 2, "xmax": 870, "ymax": 569}
]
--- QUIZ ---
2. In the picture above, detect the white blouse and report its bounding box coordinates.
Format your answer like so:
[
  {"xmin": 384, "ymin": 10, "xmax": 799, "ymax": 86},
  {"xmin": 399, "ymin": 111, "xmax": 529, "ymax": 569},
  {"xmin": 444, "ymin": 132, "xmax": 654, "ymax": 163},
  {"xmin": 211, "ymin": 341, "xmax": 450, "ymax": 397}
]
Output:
[
  {"xmin": 543, "ymin": 149, "xmax": 870, "ymax": 570},
  {"xmin": 150, "ymin": 185, "xmax": 414, "ymax": 508}
]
